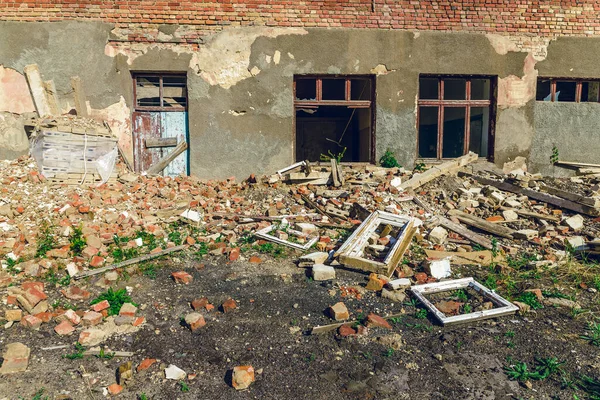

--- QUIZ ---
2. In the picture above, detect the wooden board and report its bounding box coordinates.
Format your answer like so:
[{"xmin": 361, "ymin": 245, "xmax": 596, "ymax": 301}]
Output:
[
  {"xmin": 146, "ymin": 141, "xmax": 188, "ymax": 175},
  {"xmin": 24, "ymin": 64, "xmax": 51, "ymax": 117},
  {"xmin": 447, "ymin": 210, "xmax": 515, "ymax": 239},
  {"xmin": 145, "ymin": 137, "xmax": 177, "ymax": 148},
  {"xmin": 398, "ymin": 152, "xmax": 478, "ymax": 192},
  {"xmin": 71, "ymin": 76, "xmax": 89, "ymax": 117}
]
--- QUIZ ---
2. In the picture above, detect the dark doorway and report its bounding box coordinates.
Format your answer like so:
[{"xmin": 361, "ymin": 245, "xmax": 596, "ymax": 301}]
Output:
[{"xmin": 294, "ymin": 76, "xmax": 374, "ymax": 162}]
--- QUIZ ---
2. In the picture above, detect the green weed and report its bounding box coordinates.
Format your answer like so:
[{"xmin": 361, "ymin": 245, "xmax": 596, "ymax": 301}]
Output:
[
  {"xmin": 69, "ymin": 225, "xmax": 86, "ymax": 256},
  {"xmin": 454, "ymin": 289, "xmax": 468, "ymax": 302},
  {"xmin": 379, "ymin": 149, "xmax": 400, "ymax": 168},
  {"xmin": 463, "ymin": 304, "xmax": 473, "ymax": 314},
  {"xmin": 504, "ymin": 357, "xmax": 564, "ymax": 382},
  {"xmin": 383, "ymin": 348, "xmax": 394, "ymax": 357},
  {"xmin": 95, "ymin": 348, "xmax": 115, "ymax": 360},
  {"xmin": 414, "ymin": 308, "xmax": 428, "ymax": 319},
  {"xmin": 518, "ymin": 292, "xmax": 544, "ymax": 310},
  {"xmin": 139, "ymin": 263, "xmax": 158, "ymax": 279},
  {"xmin": 180, "ymin": 381, "xmax": 190, "ymax": 392},
  {"xmin": 35, "ymin": 222, "xmax": 55, "ymax": 258},
  {"xmin": 64, "ymin": 343, "xmax": 86, "ymax": 360},
  {"xmin": 580, "ymin": 320, "xmax": 600, "ymax": 346},
  {"xmin": 90, "ymin": 288, "xmax": 135, "ymax": 316}
]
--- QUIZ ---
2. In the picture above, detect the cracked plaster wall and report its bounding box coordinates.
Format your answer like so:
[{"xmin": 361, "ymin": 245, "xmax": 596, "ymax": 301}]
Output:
[{"xmin": 1, "ymin": 21, "xmax": 598, "ymax": 177}]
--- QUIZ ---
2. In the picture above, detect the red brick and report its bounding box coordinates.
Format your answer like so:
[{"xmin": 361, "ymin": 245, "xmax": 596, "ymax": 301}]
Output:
[
  {"xmin": 137, "ymin": 358, "xmax": 157, "ymax": 372},
  {"xmin": 171, "ymin": 271, "xmax": 193, "ymax": 284},
  {"xmin": 221, "ymin": 298, "xmax": 237, "ymax": 313},
  {"xmin": 54, "ymin": 320, "xmax": 75, "ymax": 335},
  {"xmin": 366, "ymin": 313, "xmax": 392, "ymax": 329},
  {"xmin": 92, "ymin": 300, "xmax": 110, "ymax": 312},
  {"xmin": 90, "ymin": 255, "xmax": 105, "ymax": 267}
]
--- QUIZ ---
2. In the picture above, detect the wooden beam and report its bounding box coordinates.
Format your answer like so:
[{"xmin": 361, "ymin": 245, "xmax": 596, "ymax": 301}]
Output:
[
  {"xmin": 447, "ymin": 209, "xmax": 515, "ymax": 239},
  {"xmin": 460, "ymin": 172, "xmax": 600, "ymax": 216},
  {"xmin": 331, "ymin": 159, "xmax": 341, "ymax": 187},
  {"xmin": 398, "ymin": 152, "xmax": 478, "ymax": 192},
  {"xmin": 74, "ymin": 245, "xmax": 187, "ymax": 280},
  {"xmin": 539, "ymin": 184, "xmax": 600, "ymax": 208},
  {"xmin": 70, "ymin": 76, "xmax": 89, "ymax": 117},
  {"xmin": 145, "ymin": 137, "xmax": 178, "ymax": 148},
  {"xmin": 24, "ymin": 64, "xmax": 51, "ymax": 117},
  {"xmin": 146, "ymin": 141, "xmax": 188, "ymax": 175},
  {"xmin": 556, "ymin": 161, "xmax": 600, "ymax": 168},
  {"xmin": 43, "ymin": 80, "xmax": 61, "ymax": 115}
]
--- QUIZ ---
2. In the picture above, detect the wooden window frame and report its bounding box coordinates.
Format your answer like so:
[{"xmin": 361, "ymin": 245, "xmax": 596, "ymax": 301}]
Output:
[
  {"xmin": 537, "ymin": 77, "xmax": 600, "ymax": 103},
  {"xmin": 133, "ymin": 72, "xmax": 187, "ymax": 112},
  {"xmin": 417, "ymin": 75, "xmax": 496, "ymax": 161},
  {"xmin": 293, "ymin": 75, "xmax": 373, "ymax": 108}
]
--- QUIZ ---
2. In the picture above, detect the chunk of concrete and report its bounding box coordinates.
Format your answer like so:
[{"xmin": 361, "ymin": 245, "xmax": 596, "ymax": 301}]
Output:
[
  {"xmin": 386, "ymin": 278, "xmax": 411, "ymax": 290},
  {"xmin": 165, "ymin": 364, "xmax": 186, "ymax": 380},
  {"xmin": 514, "ymin": 229, "xmax": 539, "ymax": 240},
  {"xmin": 0, "ymin": 342, "xmax": 30, "ymax": 374},
  {"xmin": 423, "ymin": 258, "xmax": 452, "ymax": 279},
  {"xmin": 502, "ymin": 210, "xmax": 519, "ymax": 221},
  {"xmin": 428, "ymin": 226, "xmax": 448, "ymax": 245},
  {"xmin": 312, "ymin": 264, "xmax": 335, "ymax": 281},
  {"xmin": 565, "ymin": 214, "xmax": 585, "ymax": 232}
]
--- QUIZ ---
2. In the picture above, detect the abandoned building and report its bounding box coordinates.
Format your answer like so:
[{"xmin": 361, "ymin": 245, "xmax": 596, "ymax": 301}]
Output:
[{"xmin": 1, "ymin": 1, "xmax": 599, "ymax": 179}]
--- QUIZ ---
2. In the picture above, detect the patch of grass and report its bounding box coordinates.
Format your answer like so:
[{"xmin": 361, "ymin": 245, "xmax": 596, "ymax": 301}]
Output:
[
  {"xmin": 238, "ymin": 234, "xmax": 256, "ymax": 246},
  {"xmin": 95, "ymin": 348, "xmax": 115, "ymax": 360},
  {"xmin": 304, "ymin": 353, "xmax": 316, "ymax": 363},
  {"xmin": 576, "ymin": 374, "xmax": 600, "ymax": 399},
  {"xmin": 504, "ymin": 357, "xmax": 564, "ymax": 382},
  {"xmin": 254, "ymin": 242, "xmax": 286, "ymax": 258},
  {"xmin": 64, "ymin": 343, "xmax": 86, "ymax": 360},
  {"xmin": 137, "ymin": 230, "xmax": 158, "ymax": 250},
  {"xmin": 454, "ymin": 289, "xmax": 468, "ymax": 302},
  {"xmin": 463, "ymin": 304, "xmax": 473, "ymax": 314},
  {"xmin": 405, "ymin": 322, "xmax": 433, "ymax": 332},
  {"xmin": 491, "ymin": 238, "xmax": 499, "ymax": 258},
  {"xmin": 542, "ymin": 290, "xmax": 575, "ymax": 301},
  {"xmin": 5, "ymin": 257, "xmax": 21, "ymax": 273},
  {"xmin": 484, "ymin": 274, "xmax": 498, "ymax": 290},
  {"xmin": 35, "ymin": 222, "xmax": 55, "ymax": 258},
  {"xmin": 168, "ymin": 230, "xmax": 183, "ymax": 246},
  {"xmin": 379, "ymin": 149, "xmax": 400, "ymax": 168},
  {"xmin": 389, "ymin": 316, "xmax": 404, "ymax": 325},
  {"xmin": 90, "ymin": 288, "xmax": 135, "ymax": 316},
  {"xmin": 518, "ymin": 291, "xmax": 544, "ymax": 310},
  {"xmin": 593, "ymin": 275, "xmax": 600, "ymax": 292},
  {"xmin": 139, "ymin": 263, "xmax": 158, "ymax": 279},
  {"xmin": 414, "ymin": 308, "xmax": 428, "ymax": 319},
  {"xmin": 69, "ymin": 225, "xmax": 86, "ymax": 256},
  {"xmin": 194, "ymin": 242, "xmax": 208, "ymax": 259},
  {"xmin": 111, "ymin": 246, "xmax": 139, "ymax": 263},
  {"xmin": 505, "ymin": 330, "xmax": 515, "ymax": 338},
  {"xmin": 179, "ymin": 381, "xmax": 190, "ymax": 392},
  {"xmin": 507, "ymin": 253, "xmax": 538, "ymax": 270},
  {"xmin": 580, "ymin": 320, "xmax": 600, "ymax": 347},
  {"xmin": 138, "ymin": 394, "xmax": 149, "ymax": 400},
  {"xmin": 44, "ymin": 270, "xmax": 70, "ymax": 286}
]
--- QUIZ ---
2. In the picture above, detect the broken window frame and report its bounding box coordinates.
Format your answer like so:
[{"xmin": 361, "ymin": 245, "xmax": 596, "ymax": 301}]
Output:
[
  {"xmin": 255, "ymin": 224, "xmax": 319, "ymax": 251},
  {"xmin": 410, "ymin": 277, "xmax": 519, "ymax": 326},
  {"xmin": 334, "ymin": 211, "xmax": 418, "ymax": 277},
  {"xmin": 133, "ymin": 73, "xmax": 188, "ymax": 112},
  {"xmin": 417, "ymin": 75, "xmax": 496, "ymax": 161},
  {"xmin": 293, "ymin": 75, "xmax": 377, "ymax": 163},
  {"xmin": 536, "ymin": 77, "xmax": 600, "ymax": 102}
]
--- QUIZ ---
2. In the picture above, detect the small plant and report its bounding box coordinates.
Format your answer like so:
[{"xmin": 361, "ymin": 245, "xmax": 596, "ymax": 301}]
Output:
[
  {"xmin": 254, "ymin": 242, "xmax": 286, "ymax": 258},
  {"xmin": 5, "ymin": 257, "xmax": 21, "ymax": 273},
  {"xmin": 320, "ymin": 147, "xmax": 347, "ymax": 163},
  {"xmin": 90, "ymin": 288, "xmax": 135, "ymax": 316},
  {"xmin": 570, "ymin": 307, "xmax": 588, "ymax": 319},
  {"xmin": 463, "ymin": 304, "xmax": 473, "ymax": 314},
  {"xmin": 518, "ymin": 292, "xmax": 544, "ymax": 310},
  {"xmin": 69, "ymin": 225, "xmax": 86, "ymax": 256},
  {"xmin": 580, "ymin": 320, "xmax": 600, "ymax": 347},
  {"xmin": 506, "ymin": 341, "xmax": 515, "ymax": 349},
  {"xmin": 505, "ymin": 330, "xmax": 515, "ymax": 338},
  {"xmin": 550, "ymin": 145, "xmax": 559, "ymax": 165},
  {"xmin": 95, "ymin": 348, "xmax": 115, "ymax": 360},
  {"xmin": 138, "ymin": 394, "xmax": 149, "ymax": 400},
  {"xmin": 389, "ymin": 316, "xmax": 404, "ymax": 325},
  {"xmin": 64, "ymin": 343, "xmax": 86, "ymax": 360},
  {"xmin": 180, "ymin": 381, "xmax": 190, "ymax": 392},
  {"xmin": 139, "ymin": 263, "xmax": 158, "ymax": 279},
  {"xmin": 137, "ymin": 230, "xmax": 157, "ymax": 250},
  {"xmin": 504, "ymin": 361, "xmax": 535, "ymax": 382},
  {"xmin": 454, "ymin": 289, "xmax": 468, "ymax": 302},
  {"xmin": 379, "ymin": 149, "xmax": 400, "ymax": 168},
  {"xmin": 168, "ymin": 230, "xmax": 183, "ymax": 246},
  {"xmin": 414, "ymin": 162, "xmax": 426, "ymax": 172},
  {"xmin": 491, "ymin": 238, "xmax": 499, "ymax": 258},
  {"xmin": 383, "ymin": 348, "xmax": 394, "ymax": 357},
  {"xmin": 414, "ymin": 308, "xmax": 428, "ymax": 319},
  {"xmin": 577, "ymin": 374, "xmax": 600, "ymax": 398},
  {"xmin": 403, "ymin": 298, "xmax": 418, "ymax": 308},
  {"xmin": 504, "ymin": 357, "xmax": 564, "ymax": 382},
  {"xmin": 305, "ymin": 353, "xmax": 316, "ymax": 363},
  {"xmin": 35, "ymin": 222, "xmax": 55, "ymax": 258},
  {"xmin": 52, "ymin": 299, "xmax": 76, "ymax": 310},
  {"xmin": 484, "ymin": 274, "xmax": 498, "ymax": 290}
]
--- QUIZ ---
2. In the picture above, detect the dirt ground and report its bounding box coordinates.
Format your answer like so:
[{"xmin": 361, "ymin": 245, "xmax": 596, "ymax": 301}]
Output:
[{"xmin": 2, "ymin": 247, "xmax": 599, "ymax": 400}]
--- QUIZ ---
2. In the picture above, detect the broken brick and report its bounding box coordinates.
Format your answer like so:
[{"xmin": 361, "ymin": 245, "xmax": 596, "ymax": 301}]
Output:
[
  {"xmin": 137, "ymin": 358, "xmax": 157, "ymax": 372},
  {"xmin": 92, "ymin": 300, "xmax": 110, "ymax": 312},
  {"xmin": 54, "ymin": 320, "xmax": 75, "ymax": 336},
  {"xmin": 222, "ymin": 298, "xmax": 237, "ymax": 313},
  {"xmin": 171, "ymin": 271, "xmax": 193, "ymax": 284},
  {"xmin": 366, "ymin": 313, "xmax": 392, "ymax": 329}
]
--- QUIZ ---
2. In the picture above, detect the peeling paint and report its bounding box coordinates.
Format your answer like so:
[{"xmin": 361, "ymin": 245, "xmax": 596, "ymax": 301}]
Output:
[
  {"xmin": 273, "ymin": 50, "xmax": 281, "ymax": 65},
  {"xmin": 89, "ymin": 96, "xmax": 133, "ymax": 165},
  {"xmin": 371, "ymin": 64, "xmax": 396, "ymax": 75},
  {"xmin": 486, "ymin": 34, "xmax": 549, "ymax": 61},
  {"xmin": 497, "ymin": 54, "xmax": 538, "ymax": 109},
  {"xmin": 0, "ymin": 66, "xmax": 35, "ymax": 114}
]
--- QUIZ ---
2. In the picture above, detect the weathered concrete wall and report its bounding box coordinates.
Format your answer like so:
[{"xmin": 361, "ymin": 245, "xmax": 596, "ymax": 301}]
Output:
[
  {"xmin": 2, "ymin": 21, "xmax": 599, "ymax": 178},
  {"xmin": 531, "ymin": 103, "xmax": 600, "ymax": 176}
]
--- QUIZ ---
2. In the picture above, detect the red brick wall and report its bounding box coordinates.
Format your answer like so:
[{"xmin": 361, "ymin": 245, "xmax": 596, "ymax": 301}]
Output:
[{"xmin": 1, "ymin": 1, "xmax": 600, "ymax": 42}]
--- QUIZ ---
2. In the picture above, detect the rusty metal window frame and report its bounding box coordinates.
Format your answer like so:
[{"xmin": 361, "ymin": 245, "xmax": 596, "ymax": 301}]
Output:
[
  {"xmin": 133, "ymin": 72, "xmax": 187, "ymax": 112},
  {"xmin": 417, "ymin": 75, "xmax": 496, "ymax": 161},
  {"xmin": 536, "ymin": 77, "xmax": 600, "ymax": 103},
  {"xmin": 293, "ymin": 75, "xmax": 373, "ymax": 108}
]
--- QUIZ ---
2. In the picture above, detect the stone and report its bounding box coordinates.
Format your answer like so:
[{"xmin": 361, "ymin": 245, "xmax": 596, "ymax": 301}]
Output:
[
  {"xmin": 16, "ymin": 295, "xmax": 33, "ymax": 313},
  {"xmin": 381, "ymin": 288, "xmax": 406, "ymax": 303},
  {"xmin": 249, "ymin": 256, "xmax": 262, "ymax": 263},
  {"xmin": 232, "ymin": 365, "xmax": 255, "ymax": 390},
  {"xmin": 436, "ymin": 300, "xmax": 463, "ymax": 315},
  {"xmin": 365, "ymin": 273, "xmax": 385, "ymax": 291},
  {"xmin": 312, "ymin": 264, "xmax": 335, "ymax": 281},
  {"xmin": 502, "ymin": 210, "xmax": 519, "ymax": 221},
  {"xmin": 338, "ymin": 323, "xmax": 357, "ymax": 337},
  {"xmin": 119, "ymin": 303, "xmax": 137, "ymax": 317},
  {"xmin": 545, "ymin": 297, "xmax": 581, "ymax": 309},
  {"xmin": 172, "ymin": 271, "xmax": 193, "ymax": 284},
  {"xmin": 366, "ymin": 313, "xmax": 391, "ymax": 329},
  {"xmin": 107, "ymin": 383, "xmax": 123, "ymax": 395},
  {"xmin": 503, "ymin": 156, "xmax": 527, "ymax": 174},
  {"xmin": 185, "ymin": 312, "xmax": 206, "ymax": 331},
  {"xmin": 566, "ymin": 236, "xmax": 586, "ymax": 248},
  {"xmin": 137, "ymin": 358, "xmax": 157, "ymax": 372},
  {"xmin": 82, "ymin": 311, "xmax": 103, "ymax": 326},
  {"xmin": 5, "ymin": 309, "xmax": 22, "ymax": 322},
  {"xmin": 92, "ymin": 300, "xmax": 110, "ymax": 312},
  {"xmin": 328, "ymin": 302, "xmax": 349, "ymax": 321},
  {"xmin": 514, "ymin": 229, "xmax": 539, "ymax": 240},
  {"xmin": 165, "ymin": 364, "xmax": 186, "ymax": 380},
  {"xmin": 117, "ymin": 361, "xmax": 133, "ymax": 384},
  {"xmin": 31, "ymin": 300, "xmax": 48, "ymax": 315},
  {"xmin": 296, "ymin": 223, "xmax": 317, "ymax": 235},
  {"xmin": 114, "ymin": 315, "xmax": 135, "ymax": 326},
  {"xmin": 78, "ymin": 329, "xmax": 106, "ymax": 346},
  {"xmin": 423, "ymin": 258, "xmax": 452, "ymax": 279},
  {"xmin": 54, "ymin": 320, "xmax": 75, "ymax": 336},
  {"xmin": 0, "ymin": 342, "xmax": 30, "ymax": 374},
  {"xmin": 428, "ymin": 226, "xmax": 448, "ymax": 245},
  {"xmin": 386, "ymin": 278, "xmax": 411, "ymax": 290},
  {"xmin": 222, "ymin": 298, "xmax": 237, "ymax": 313},
  {"xmin": 565, "ymin": 214, "xmax": 585, "ymax": 231},
  {"xmin": 86, "ymin": 235, "xmax": 103, "ymax": 249},
  {"xmin": 20, "ymin": 314, "xmax": 42, "ymax": 330}
]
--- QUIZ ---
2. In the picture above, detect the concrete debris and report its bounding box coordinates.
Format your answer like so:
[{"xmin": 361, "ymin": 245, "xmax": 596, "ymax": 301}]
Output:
[
  {"xmin": 423, "ymin": 258, "xmax": 452, "ymax": 279},
  {"xmin": 165, "ymin": 364, "xmax": 186, "ymax": 380},
  {"xmin": 0, "ymin": 342, "xmax": 30, "ymax": 374},
  {"xmin": 312, "ymin": 264, "xmax": 335, "ymax": 281},
  {"xmin": 428, "ymin": 226, "xmax": 448, "ymax": 245}
]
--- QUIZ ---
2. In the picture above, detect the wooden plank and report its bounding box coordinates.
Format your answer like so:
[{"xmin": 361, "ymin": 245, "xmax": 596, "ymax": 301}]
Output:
[
  {"xmin": 578, "ymin": 168, "xmax": 600, "ymax": 175},
  {"xmin": 145, "ymin": 137, "xmax": 177, "ymax": 148},
  {"xmin": 398, "ymin": 152, "xmax": 478, "ymax": 192},
  {"xmin": 24, "ymin": 64, "xmax": 51, "ymax": 117},
  {"xmin": 161, "ymin": 112, "xmax": 188, "ymax": 177},
  {"xmin": 146, "ymin": 140, "xmax": 188, "ymax": 175},
  {"xmin": 331, "ymin": 159, "xmax": 341, "ymax": 187},
  {"xmin": 447, "ymin": 210, "xmax": 515, "ymax": 239},
  {"xmin": 498, "ymin": 207, "xmax": 560, "ymax": 223},
  {"xmin": 556, "ymin": 161, "xmax": 600, "ymax": 168},
  {"xmin": 539, "ymin": 184, "xmax": 600, "ymax": 208},
  {"xmin": 43, "ymin": 80, "xmax": 61, "ymax": 116},
  {"xmin": 424, "ymin": 249, "xmax": 504, "ymax": 266},
  {"xmin": 74, "ymin": 245, "xmax": 187, "ymax": 280},
  {"xmin": 460, "ymin": 173, "xmax": 600, "ymax": 216},
  {"xmin": 311, "ymin": 312, "xmax": 405, "ymax": 334},
  {"xmin": 71, "ymin": 76, "xmax": 89, "ymax": 117}
]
